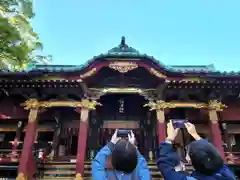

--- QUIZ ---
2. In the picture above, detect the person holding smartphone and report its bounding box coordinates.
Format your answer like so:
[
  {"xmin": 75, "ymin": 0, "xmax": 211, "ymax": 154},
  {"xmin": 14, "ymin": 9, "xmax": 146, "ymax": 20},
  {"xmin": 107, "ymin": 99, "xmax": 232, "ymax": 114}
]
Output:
[
  {"xmin": 157, "ymin": 121, "xmax": 236, "ymax": 180},
  {"xmin": 92, "ymin": 129, "xmax": 150, "ymax": 180}
]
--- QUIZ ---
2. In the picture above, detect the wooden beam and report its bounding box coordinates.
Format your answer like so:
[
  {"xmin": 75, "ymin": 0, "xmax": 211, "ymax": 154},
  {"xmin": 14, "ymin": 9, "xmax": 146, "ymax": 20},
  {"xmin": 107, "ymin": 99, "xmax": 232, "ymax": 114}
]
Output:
[
  {"xmin": 22, "ymin": 99, "xmax": 101, "ymax": 110},
  {"xmin": 0, "ymin": 127, "xmax": 54, "ymax": 132}
]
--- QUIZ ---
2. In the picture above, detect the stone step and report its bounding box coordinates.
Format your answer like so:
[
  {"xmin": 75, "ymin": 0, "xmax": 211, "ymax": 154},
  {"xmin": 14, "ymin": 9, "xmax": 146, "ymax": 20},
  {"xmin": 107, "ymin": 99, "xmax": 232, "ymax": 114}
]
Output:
[
  {"xmin": 42, "ymin": 170, "xmax": 75, "ymax": 174},
  {"xmin": 38, "ymin": 161, "xmax": 193, "ymax": 179},
  {"xmin": 37, "ymin": 178, "xmax": 74, "ymax": 180}
]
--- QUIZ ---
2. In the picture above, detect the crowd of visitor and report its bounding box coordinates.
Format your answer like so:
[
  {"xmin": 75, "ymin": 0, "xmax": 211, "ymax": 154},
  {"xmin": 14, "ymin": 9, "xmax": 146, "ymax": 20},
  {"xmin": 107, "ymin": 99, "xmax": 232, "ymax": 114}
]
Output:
[{"xmin": 92, "ymin": 121, "xmax": 236, "ymax": 180}]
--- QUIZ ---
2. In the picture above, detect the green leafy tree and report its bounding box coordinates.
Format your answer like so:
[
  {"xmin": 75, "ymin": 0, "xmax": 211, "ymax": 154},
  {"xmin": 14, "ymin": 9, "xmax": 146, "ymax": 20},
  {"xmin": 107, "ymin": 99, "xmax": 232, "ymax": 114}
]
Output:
[{"xmin": 0, "ymin": 0, "xmax": 51, "ymax": 70}]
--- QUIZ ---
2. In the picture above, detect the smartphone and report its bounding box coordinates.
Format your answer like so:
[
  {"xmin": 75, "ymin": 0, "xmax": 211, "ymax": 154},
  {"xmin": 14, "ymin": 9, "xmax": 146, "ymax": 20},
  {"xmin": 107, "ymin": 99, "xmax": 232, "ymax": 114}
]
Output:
[
  {"xmin": 172, "ymin": 119, "xmax": 188, "ymax": 128},
  {"xmin": 117, "ymin": 129, "xmax": 130, "ymax": 137}
]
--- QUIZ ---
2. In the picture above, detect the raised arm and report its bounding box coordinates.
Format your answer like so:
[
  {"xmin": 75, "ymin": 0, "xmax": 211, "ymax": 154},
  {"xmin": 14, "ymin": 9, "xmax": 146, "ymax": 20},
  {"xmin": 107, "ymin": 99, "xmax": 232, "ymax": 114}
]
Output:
[
  {"xmin": 92, "ymin": 143, "xmax": 114, "ymax": 180},
  {"xmin": 92, "ymin": 129, "xmax": 120, "ymax": 180},
  {"xmin": 136, "ymin": 151, "xmax": 151, "ymax": 180},
  {"xmin": 157, "ymin": 142, "xmax": 186, "ymax": 180},
  {"xmin": 127, "ymin": 131, "xmax": 151, "ymax": 179},
  {"xmin": 156, "ymin": 121, "xmax": 187, "ymax": 180}
]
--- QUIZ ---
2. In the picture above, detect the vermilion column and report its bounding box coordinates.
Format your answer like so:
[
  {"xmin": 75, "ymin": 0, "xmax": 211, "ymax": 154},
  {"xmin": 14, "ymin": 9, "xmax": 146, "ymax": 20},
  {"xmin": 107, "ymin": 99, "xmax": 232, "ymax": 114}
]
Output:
[
  {"xmin": 76, "ymin": 107, "xmax": 89, "ymax": 179},
  {"xmin": 17, "ymin": 108, "xmax": 38, "ymax": 180},
  {"xmin": 208, "ymin": 109, "xmax": 225, "ymax": 158},
  {"xmin": 156, "ymin": 109, "xmax": 166, "ymax": 142}
]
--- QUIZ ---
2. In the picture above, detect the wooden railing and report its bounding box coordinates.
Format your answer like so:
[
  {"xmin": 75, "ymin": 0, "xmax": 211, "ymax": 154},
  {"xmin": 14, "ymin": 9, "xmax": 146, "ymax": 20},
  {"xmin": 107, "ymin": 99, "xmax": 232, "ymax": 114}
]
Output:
[
  {"xmin": 1, "ymin": 147, "xmax": 239, "ymax": 166},
  {"xmin": 0, "ymin": 149, "xmax": 21, "ymax": 163}
]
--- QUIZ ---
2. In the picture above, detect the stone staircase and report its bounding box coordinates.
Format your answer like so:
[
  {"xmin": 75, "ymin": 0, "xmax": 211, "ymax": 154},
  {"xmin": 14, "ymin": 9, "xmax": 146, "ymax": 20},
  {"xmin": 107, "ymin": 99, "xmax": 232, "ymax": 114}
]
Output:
[
  {"xmin": 37, "ymin": 161, "xmax": 76, "ymax": 180},
  {"xmin": 148, "ymin": 161, "xmax": 162, "ymax": 179},
  {"xmin": 36, "ymin": 161, "xmax": 93, "ymax": 180},
  {"xmin": 37, "ymin": 160, "xmax": 193, "ymax": 180},
  {"xmin": 78, "ymin": 161, "xmax": 163, "ymax": 180}
]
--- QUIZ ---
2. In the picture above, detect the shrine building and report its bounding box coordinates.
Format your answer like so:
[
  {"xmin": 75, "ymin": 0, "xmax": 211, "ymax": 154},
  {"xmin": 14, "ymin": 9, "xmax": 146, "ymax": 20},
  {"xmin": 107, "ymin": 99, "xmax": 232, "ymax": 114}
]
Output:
[{"xmin": 0, "ymin": 37, "xmax": 240, "ymax": 179}]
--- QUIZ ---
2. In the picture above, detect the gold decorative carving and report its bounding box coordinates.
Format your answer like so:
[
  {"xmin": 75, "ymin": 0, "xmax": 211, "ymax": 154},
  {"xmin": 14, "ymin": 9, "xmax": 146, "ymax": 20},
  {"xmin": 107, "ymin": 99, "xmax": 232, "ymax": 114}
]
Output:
[
  {"xmin": 171, "ymin": 102, "xmax": 207, "ymax": 109},
  {"xmin": 90, "ymin": 88, "xmax": 155, "ymax": 99},
  {"xmin": 16, "ymin": 173, "xmax": 27, "ymax": 180},
  {"xmin": 182, "ymin": 77, "xmax": 215, "ymax": 83},
  {"xmin": 102, "ymin": 88, "xmax": 143, "ymax": 94},
  {"xmin": 41, "ymin": 101, "xmax": 82, "ymax": 108},
  {"xmin": 144, "ymin": 100, "xmax": 176, "ymax": 110},
  {"xmin": 208, "ymin": 100, "xmax": 227, "ymax": 111},
  {"xmin": 79, "ymin": 99, "xmax": 101, "ymax": 110},
  {"xmin": 180, "ymin": 77, "xmax": 210, "ymax": 83},
  {"xmin": 144, "ymin": 100, "xmax": 208, "ymax": 110},
  {"xmin": 75, "ymin": 173, "xmax": 83, "ymax": 180},
  {"xmin": 28, "ymin": 108, "xmax": 38, "ymax": 122},
  {"xmin": 80, "ymin": 68, "xmax": 97, "ymax": 79},
  {"xmin": 22, "ymin": 99, "xmax": 39, "ymax": 110},
  {"xmin": 109, "ymin": 61, "xmax": 138, "ymax": 73},
  {"xmin": 150, "ymin": 68, "xmax": 167, "ymax": 79},
  {"xmin": 143, "ymin": 100, "xmax": 226, "ymax": 120},
  {"xmin": 22, "ymin": 99, "xmax": 101, "ymax": 110}
]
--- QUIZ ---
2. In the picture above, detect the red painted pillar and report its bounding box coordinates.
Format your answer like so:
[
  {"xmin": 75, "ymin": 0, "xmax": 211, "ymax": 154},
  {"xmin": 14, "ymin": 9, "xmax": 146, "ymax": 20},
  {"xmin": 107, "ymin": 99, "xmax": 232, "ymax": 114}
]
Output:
[
  {"xmin": 17, "ymin": 108, "xmax": 38, "ymax": 180},
  {"xmin": 76, "ymin": 107, "xmax": 89, "ymax": 179},
  {"xmin": 156, "ymin": 109, "xmax": 166, "ymax": 142},
  {"xmin": 208, "ymin": 110, "xmax": 225, "ymax": 158}
]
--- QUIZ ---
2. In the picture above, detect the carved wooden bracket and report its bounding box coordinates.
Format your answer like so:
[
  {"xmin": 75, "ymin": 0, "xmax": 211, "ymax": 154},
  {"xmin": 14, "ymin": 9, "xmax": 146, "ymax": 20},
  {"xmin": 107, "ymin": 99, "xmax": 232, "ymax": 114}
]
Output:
[
  {"xmin": 21, "ymin": 99, "xmax": 101, "ymax": 110},
  {"xmin": 208, "ymin": 100, "xmax": 227, "ymax": 111},
  {"xmin": 80, "ymin": 68, "xmax": 97, "ymax": 79},
  {"xmin": 109, "ymin": 61, "xmax": 138, "ymax": 73},
  {"xmin": 144, "ymin": 100, "xmax": 227, "ymax": 111}
]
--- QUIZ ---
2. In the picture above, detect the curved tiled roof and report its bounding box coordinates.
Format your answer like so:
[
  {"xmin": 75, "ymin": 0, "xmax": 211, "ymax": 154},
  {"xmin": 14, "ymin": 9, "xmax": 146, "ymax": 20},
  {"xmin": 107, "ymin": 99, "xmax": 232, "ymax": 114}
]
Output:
[
  {"xmin": 13, "ymin": 64, "xmax": 240, "ymax": 77},
  {"xmin": 1, "ymin": 36, "xmax": 240, "ymax": 77}
]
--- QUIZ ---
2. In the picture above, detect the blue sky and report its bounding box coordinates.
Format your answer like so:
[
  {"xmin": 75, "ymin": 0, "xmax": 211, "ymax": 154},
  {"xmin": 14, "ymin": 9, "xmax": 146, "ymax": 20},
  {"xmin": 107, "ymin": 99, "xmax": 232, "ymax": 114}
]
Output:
[{"xmin": 32, "ymin": 0, "xmax": 240, "ymax": 71}]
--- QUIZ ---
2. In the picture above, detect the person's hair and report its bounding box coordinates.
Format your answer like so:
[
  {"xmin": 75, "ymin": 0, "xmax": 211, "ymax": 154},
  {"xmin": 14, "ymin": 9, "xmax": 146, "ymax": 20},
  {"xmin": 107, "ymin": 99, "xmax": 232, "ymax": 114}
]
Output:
[
  {"xmin": 188, "ymin": 140, "xmax": 224, "ymax": 176},
  {"xmin": 111, "ymin": 139, "xmax": 138, "ymax": 174}
]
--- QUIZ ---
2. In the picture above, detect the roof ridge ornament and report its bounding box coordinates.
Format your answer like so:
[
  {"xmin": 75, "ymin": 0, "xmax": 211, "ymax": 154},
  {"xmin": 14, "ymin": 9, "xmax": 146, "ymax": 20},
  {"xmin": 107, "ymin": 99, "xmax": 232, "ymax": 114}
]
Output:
[
  {"xmin": 107, "ymin": 36, "xmax": 140, "ymax": 55},
  {"xmin": 120, "ymin": 36, "xmax": 126, "ymax": 48}
]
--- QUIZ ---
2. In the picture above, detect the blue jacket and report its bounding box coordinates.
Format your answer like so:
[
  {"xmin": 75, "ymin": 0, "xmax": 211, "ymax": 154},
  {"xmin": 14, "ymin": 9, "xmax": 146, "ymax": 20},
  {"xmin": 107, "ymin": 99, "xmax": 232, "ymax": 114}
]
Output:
[
  {"xmin": 92, "ymin": 142, "xmax": 151, "ymax": 180},
  {"xmin": 157, "ymin": 140, "xmax": 236, "ymax": 180}
]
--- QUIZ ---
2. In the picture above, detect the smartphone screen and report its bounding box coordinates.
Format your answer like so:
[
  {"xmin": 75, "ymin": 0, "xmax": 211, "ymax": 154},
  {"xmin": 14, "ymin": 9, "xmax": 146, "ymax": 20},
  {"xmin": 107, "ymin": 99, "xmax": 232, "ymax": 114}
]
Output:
[
  {"xmin": 172, "ymin": 119, "xmax": 188, "ymax": 128},
  {"xmin": 117, "ymin": 129, "xmax": 130, "ymax": 137}
]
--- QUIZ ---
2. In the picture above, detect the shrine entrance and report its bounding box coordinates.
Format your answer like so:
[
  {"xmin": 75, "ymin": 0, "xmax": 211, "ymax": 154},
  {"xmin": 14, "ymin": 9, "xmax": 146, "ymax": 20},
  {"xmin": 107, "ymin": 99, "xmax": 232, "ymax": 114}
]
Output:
[{"xmin": 86, "ymin": 93, "xmax": 158, "ymax": 160}]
